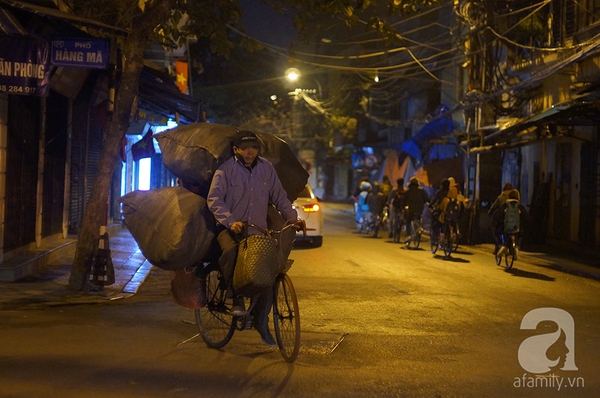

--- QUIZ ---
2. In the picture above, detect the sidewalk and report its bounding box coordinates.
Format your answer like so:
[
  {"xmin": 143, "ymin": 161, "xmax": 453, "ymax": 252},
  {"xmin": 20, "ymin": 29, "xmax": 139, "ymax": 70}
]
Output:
[{"xmin": 0, "ymin": 224, "xmax": 152, "ymax": 309}]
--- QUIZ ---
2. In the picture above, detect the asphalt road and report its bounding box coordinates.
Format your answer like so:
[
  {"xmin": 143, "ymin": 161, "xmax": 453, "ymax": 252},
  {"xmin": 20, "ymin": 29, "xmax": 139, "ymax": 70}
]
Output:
[{"xmin": 1, "ymin": 203, "xmax": 599, "ymax": 397}]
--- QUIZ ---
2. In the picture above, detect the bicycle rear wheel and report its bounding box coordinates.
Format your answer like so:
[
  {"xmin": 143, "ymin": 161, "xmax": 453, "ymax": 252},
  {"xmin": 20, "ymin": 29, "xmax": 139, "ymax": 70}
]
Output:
[
  {"xmin": 430, "ymin": 229, "xmax": 439, "ymax": 254},
  {"xmin": 452, "ymin": 234, "xmax": 459, "ymax": 252},
  {"xmin": 392, "ymin": 216, "xmax": 401, "ymax": 243},
  {"xmin": 411, "ymin": 221, "xmax": 421, "ymax": 249},
  {"xmin": 443, "ymin": 226, "xmax": 454, "ymax": 257},
  {"xmin": 273, "ymin": 274, "xmax": 301, "ymax": 363},
  {"xmin": 195, "ymin": 269, "xmax": 236, "ymax": 349},
  {"xmin": 505, "ymin": 236, "xmax": 516, "ymax": 270}
]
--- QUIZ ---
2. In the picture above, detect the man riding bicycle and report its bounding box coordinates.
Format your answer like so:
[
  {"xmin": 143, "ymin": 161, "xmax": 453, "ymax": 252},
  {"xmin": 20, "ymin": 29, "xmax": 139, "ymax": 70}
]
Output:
[
  {"xmin": 491, "ymin": 189, "xmax": 529, "ymax": 252},
  {"xmin": 387, "ymin": 178, "xmax": 405, "ymax": 239},
  {"xmin": 207, "ymin": 130, "xmax": 304, "ymax": 346},
  {"xmin": 402, "ymin": 177, "xmax": 430, "ymax": 243},
  {"xmin": 429, "ymin": 178, "xmax": 450, "ymax": 240}
]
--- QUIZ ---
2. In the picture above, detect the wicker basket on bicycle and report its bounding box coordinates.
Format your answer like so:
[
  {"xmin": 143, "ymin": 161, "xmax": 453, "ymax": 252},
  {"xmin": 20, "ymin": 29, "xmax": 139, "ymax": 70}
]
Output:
[{"xmin": 233, "ymin": 233, "xmax": 279, "ymax": 297}]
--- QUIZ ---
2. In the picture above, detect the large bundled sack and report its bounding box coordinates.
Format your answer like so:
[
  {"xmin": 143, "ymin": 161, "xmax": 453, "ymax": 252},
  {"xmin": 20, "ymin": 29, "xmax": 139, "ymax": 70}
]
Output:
[
  {"xmin": 155, "ymin": 122, "xmax": 309, "ymax": 201},
  {"xmin": 119, "ymin": 187, "xmax": 216, "ymax": 270},
  {"xmin": 154, "ymin": 123, "xmax": 238, "ymax": 198}
]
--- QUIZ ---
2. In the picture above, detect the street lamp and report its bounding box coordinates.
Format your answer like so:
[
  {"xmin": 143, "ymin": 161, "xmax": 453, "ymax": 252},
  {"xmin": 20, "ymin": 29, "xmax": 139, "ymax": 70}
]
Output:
[
  {"xmin": 284, "ymin": 68, "xmax": 325, "ymax": 196},
  {"xmin": 285, "ymin": 68, "xmax": 321, "ymax": 99},
  {"xmin": 286, "ymin": 68, "xmax": 300, "ymax": 82}
]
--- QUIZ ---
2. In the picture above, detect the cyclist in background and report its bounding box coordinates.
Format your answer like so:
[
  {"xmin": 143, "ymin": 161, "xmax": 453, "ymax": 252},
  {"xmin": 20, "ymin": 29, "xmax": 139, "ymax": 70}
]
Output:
[
  {"xmin": 429, "ymin": 178, "xmax": 450, "ymax": 240},
  {"xmin": 387, "ymin": 178, "xmax": 405, "ymax": 238},
  {"xmin": 492, "ymin": 189, "xmax": 529, "ymax": 250},
  {"xmin": 367, "ymin": 181, "xmax": 386, "ymax": 236},
  {"xmin": 380, "ymin": 175, "xmax": 392, "ymax": 199},
  {"xmin": 489, "ymin": 183, "xmax": 514, "ymax": 254},
  {"xmin": 355, "ymin": 181, "xmax": 372, "ymax": 233},
  {"xmin": 438, "ymin": 185, "xmax": 465, "ymax": 224},
  {"xmin": 402, "ymin": 177, "xmax": 430, "ymax": 243}
]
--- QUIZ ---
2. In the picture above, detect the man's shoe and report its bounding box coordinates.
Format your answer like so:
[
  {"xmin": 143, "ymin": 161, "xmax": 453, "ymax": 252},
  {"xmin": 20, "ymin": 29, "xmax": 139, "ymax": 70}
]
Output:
[
  {"xmin": 229, "ymin": 297, "xmax": 247, "ymax": 316},
  {"xmin": 255, "ymin": 324, "xmax": 277, "ymax": 347}
]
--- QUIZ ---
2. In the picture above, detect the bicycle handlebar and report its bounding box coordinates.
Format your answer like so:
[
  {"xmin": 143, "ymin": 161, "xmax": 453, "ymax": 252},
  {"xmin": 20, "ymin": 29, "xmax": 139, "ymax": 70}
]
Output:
[{"xmin": 247, "ymin": 221, "xmax": 306, "ymax": 237}]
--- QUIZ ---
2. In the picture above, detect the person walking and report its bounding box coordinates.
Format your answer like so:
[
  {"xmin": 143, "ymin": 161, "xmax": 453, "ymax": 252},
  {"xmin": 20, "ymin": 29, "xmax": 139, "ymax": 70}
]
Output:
[{"xmin": 207, "ymin": 130, "xmax": 304, "ymax": 346}]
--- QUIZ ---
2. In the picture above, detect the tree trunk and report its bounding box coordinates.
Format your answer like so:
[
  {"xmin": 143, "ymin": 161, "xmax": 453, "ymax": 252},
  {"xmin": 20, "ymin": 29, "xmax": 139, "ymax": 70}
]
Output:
[{"xmin": 68, "ymin": 0, "xmax": 178, "ymax": 291}]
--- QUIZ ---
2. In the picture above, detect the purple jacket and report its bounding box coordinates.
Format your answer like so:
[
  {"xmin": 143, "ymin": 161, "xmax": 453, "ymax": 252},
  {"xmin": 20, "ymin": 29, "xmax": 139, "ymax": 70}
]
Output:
[{"xmin": 207, "ymin": 155, "xmax": 298, "ymax": 235}]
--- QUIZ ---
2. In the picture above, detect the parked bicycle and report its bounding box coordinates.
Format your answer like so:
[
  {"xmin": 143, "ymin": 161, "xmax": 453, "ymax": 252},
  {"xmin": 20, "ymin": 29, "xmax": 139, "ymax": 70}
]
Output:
[
  {"xmin": 495, "ymin": 230, "xmax": 519, "ymax": 270},
  {"xmin": 194, "ymin": 223, "xmax": 302, "ymax": 362}
]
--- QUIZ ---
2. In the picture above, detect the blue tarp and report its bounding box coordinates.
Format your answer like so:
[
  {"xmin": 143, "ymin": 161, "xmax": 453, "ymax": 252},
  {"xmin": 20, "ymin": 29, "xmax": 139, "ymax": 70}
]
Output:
[{"xmin": 395, "ymin": 104, "xmax": 454, "ymax": 163}]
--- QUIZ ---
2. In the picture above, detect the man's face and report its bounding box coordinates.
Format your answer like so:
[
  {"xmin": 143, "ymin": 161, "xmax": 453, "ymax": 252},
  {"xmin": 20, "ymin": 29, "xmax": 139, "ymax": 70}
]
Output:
[{"xmin": 235, "ymin": 143, "xmax": 259, "ymax": 166}]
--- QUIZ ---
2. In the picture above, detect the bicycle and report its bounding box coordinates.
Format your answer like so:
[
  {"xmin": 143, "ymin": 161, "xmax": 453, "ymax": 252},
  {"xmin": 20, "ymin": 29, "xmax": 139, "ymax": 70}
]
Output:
[
  {"xmin": 404, "ymin": 211, "xmax": 423, "ymax": 249},
  {"xmin": 495, "ymin": 230, "xmax": 519, "ymax": 270},
  {"xmin": 194, "ymin": 222, "xmax": 302, "ymax": 362},
  {"xmin": 430, "ymin": 221, "xmax": 442, "ymax": 254},
  {"xmin": 435, "ymin": 220, "xmax": 458, "ymax": 257},
  {"xmin": 373, "ymin": 206, "xmax": 389, "ymax": 238},
  {"xmin": 390, "ymin": 207, "xmax": 404, "ymax": 243}
]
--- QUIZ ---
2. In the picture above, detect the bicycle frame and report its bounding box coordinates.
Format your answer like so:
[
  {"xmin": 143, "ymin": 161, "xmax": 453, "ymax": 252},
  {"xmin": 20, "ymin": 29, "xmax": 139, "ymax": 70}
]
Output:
[
  {"xmin": 196, "ymin": 221, "xmax": 302, "ymax": 362},
  {"xmin": 496, "ymin": 230, "xmax": 519, "ymax": 269},
  {"xmin": 441, "ymin": 221, "xmax": 458, "ymax": 257},
  {"xmin": 404, "ymin": 213, "xmax": 422, "ymax": 249}
]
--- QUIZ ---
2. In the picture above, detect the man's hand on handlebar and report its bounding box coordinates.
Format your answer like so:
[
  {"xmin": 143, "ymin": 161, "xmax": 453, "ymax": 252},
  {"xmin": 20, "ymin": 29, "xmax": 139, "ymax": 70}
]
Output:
[
  {"xmin": 293, "ymin": 219, "xmax": 307, "ymax": 236},
  {"xmin": 230, "ymin": 221, "xmax": 245, "ymax": 234}
]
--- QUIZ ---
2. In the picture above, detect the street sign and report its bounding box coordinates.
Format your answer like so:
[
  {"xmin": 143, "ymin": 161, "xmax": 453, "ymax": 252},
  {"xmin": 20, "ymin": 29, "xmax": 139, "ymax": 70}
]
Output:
[
  {"xmin": 51, "ymin": 36, "xmax": 109, "ymax": 69},
  {"xmin": 0, "ymin": 36, "xmax": 50, "ymax": 96}
]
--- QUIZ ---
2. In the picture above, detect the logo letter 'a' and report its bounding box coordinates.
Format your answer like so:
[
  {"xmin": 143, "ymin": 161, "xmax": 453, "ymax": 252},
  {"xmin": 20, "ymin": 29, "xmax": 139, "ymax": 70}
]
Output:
[{"xmin": 518, "ymin": 308, "xmax": 578, "ymax": 373}]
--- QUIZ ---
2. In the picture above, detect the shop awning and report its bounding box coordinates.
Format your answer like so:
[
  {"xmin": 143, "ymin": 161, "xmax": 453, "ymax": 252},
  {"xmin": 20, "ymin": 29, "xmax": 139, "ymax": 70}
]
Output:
[
  {"xmin": 467, "ymin": 91, "xmax": 600, "ymax": 152},
  {"xmin": 0, "ymin": 5, "xmax": 25, "ymax": 34}
]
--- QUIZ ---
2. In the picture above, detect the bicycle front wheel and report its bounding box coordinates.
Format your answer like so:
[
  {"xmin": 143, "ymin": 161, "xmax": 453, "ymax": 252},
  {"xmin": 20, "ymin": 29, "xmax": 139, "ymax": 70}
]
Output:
[
  {"xmin": 494, "ymin": 249, "xmax": 502, "ymax": 265},
  {"xmin": 273, "ymin": 274, "xmax": 301, "ymax": 363},
  {"xmin": 195, "ymin": 269, "xmax": 236, "ymax": 349}
]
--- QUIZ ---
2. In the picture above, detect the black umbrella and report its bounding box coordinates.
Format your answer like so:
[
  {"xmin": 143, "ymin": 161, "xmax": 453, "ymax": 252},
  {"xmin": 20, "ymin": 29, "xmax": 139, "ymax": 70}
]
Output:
[{"xmin": 155, "ymin": 122, "xmax": 309, "ymax": 201}]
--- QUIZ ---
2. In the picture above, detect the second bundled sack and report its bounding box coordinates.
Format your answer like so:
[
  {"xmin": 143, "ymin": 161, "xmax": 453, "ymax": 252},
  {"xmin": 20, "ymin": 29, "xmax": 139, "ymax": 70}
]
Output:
[{"xmin": 120, "ymin": 187, "xmax": 216, "ymax": 270}]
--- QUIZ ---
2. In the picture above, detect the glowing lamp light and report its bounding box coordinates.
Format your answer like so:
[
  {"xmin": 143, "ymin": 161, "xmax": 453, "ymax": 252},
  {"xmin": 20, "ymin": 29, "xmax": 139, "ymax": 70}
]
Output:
[
  {"xmin": 302, "ymin": 203, "xmax": 320, "ymax": 213},
  {"xmin": 285, "ymin": 68, "xmax": 300, "ymax": 82}
]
